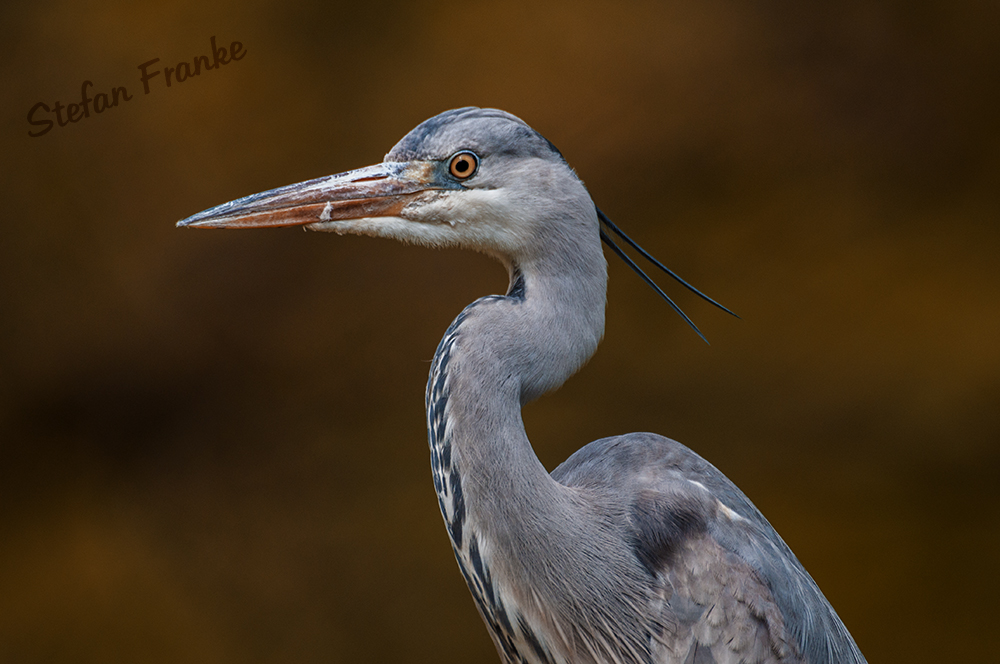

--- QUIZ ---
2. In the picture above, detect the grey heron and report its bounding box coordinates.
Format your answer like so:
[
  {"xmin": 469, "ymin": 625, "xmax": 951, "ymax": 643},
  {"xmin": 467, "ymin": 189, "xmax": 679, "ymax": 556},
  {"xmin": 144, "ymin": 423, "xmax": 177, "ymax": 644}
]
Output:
[{"xmin": 179, "ymin": 107, "xmax": 866, "ymax": 664}]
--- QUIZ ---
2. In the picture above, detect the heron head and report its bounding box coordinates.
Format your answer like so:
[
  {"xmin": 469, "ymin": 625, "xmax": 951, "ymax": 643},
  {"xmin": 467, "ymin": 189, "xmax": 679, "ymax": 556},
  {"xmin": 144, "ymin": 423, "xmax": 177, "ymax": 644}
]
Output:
[
  {"xmin": 179, "ymin": 107, "xmax": 736, "ymax": 340},
  {"xmin": 178, "ymin": 107, "xmax": 594, "ymax": 264}
]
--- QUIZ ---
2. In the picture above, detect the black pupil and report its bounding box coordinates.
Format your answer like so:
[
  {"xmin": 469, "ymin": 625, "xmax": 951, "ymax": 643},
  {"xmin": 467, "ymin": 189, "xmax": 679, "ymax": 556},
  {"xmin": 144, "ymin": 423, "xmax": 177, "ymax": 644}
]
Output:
[{"xmin": 454, "ymin": 156, "xmax": 471, "ymax": 174}]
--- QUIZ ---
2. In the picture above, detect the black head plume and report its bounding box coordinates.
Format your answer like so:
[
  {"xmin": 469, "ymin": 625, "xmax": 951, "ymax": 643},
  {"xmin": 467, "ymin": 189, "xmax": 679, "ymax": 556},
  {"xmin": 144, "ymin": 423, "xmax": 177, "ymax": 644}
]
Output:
[{"xmin": 597, "ymin": 207, "xmax": 739, "ymax": 344}]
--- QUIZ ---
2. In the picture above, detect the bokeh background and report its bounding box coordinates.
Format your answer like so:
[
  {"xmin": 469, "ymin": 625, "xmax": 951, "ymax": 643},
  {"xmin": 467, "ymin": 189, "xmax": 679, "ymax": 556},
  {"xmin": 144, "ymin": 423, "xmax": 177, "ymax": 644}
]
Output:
[{"xmin": 2, "ymin": 0, "xmax": 998, "ymax": 661}]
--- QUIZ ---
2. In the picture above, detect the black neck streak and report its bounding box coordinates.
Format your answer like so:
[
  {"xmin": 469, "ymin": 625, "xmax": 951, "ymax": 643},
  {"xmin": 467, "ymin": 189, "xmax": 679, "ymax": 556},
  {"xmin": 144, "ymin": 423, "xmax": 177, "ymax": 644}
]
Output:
[
  {"xmin": 506, "ymin": 268, "xmax": 526, "ymax": 300},
  {"xmin": 425, "ymin": 288, "xmax": 554, "ymax": 664}
]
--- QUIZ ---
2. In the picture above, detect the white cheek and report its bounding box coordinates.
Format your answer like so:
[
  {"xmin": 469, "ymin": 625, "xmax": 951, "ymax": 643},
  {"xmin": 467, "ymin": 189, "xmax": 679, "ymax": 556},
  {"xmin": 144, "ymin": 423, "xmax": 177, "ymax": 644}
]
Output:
[
  {"xmin": 400, "ymin": 191, "xmax": 460, "ymax": 225},
  {"xmin": 404, "ymin": 189, "xmax": 513, "ymax": 225},
  {"xmin": 305, "ymin": 216, "xmax": 458, "ymax": 247},
  {"xmin": 404, "ymin": 190, "xmax": 530, "ymax": 252}
]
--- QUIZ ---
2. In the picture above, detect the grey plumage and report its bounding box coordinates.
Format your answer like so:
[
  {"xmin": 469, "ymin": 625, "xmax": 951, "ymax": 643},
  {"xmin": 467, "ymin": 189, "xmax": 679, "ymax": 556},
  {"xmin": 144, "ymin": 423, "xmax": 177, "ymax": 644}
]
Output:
[{"xmin": 179, "ymin": 107, "xmax": 866, "ymax": 664}]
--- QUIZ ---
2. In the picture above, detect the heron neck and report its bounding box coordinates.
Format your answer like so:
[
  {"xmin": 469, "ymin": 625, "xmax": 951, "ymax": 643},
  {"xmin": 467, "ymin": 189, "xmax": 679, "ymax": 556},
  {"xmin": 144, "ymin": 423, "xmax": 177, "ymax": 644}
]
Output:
[{"xmin": 425, "ymin": 232, "xmax": 607, "ymax": 594}]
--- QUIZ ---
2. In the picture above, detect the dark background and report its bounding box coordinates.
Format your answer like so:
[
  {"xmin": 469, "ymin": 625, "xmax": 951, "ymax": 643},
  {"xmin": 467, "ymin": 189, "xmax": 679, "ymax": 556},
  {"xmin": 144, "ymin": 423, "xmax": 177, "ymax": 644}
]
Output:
[{"xmin": 2, "ymin": 1, "xmax": 998, "ymax": 662}]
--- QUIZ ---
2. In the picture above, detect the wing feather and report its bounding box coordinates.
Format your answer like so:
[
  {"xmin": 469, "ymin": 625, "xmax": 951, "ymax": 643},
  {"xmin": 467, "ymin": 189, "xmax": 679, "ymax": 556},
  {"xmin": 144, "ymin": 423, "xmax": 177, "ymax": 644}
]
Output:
[{"xmin": 553, "ymin": 432, "xmax": 867, "ymax": 664}]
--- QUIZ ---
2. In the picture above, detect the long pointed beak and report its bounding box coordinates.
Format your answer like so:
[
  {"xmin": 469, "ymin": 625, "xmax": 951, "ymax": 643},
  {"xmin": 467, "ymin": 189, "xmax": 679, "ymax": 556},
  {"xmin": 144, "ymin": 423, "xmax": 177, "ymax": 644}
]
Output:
[{"xmin": 177, "ymin": 161, "xmax": 449, "ymax": 229}]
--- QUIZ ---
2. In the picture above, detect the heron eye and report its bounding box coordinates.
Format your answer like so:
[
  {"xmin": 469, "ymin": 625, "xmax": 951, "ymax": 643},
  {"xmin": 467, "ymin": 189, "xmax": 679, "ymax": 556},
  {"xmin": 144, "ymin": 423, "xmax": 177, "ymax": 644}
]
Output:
[{"xmin": 448, "ymin": 151, "xmax": 479, "ymax": 179}]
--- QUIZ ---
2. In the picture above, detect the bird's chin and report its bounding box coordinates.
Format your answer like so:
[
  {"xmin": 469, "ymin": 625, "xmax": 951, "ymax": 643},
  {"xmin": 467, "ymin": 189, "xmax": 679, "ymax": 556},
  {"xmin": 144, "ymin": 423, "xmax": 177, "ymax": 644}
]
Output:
[
  {"xmin": 304, "ymin": 215, "xmax": 457, "ymax": 249},
  {"xmin": 303, "ymin": 218, "xmax": 395, "ymax": 234}
]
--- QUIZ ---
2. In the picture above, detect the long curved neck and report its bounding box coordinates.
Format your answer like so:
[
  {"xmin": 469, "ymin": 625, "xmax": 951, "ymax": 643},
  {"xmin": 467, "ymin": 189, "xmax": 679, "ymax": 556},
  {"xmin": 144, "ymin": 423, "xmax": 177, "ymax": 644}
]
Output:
[{"xmin": 425, "ymin": 210, "xmax": 607, "ymax": 656}]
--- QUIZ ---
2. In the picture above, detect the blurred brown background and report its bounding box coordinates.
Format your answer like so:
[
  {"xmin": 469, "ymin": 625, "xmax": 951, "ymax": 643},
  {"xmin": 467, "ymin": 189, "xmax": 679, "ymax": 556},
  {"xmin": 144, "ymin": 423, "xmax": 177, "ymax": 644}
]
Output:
[{"xmin": 2, "ymin": 0, "xmax": 998, "ymax": 661}]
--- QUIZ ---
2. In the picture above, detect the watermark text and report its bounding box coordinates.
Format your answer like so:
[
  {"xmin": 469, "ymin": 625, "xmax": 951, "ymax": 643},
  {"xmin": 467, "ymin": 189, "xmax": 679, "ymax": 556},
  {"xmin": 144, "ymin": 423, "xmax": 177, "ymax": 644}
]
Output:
[{"xmin": 26, "ymin": 36, "xmax": 246, "ymax": 138}]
